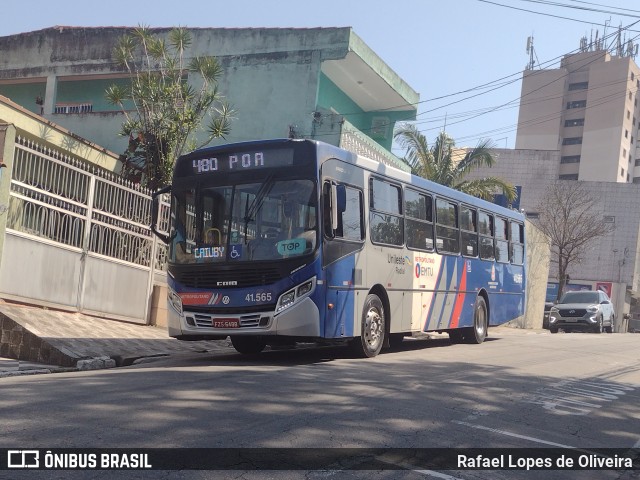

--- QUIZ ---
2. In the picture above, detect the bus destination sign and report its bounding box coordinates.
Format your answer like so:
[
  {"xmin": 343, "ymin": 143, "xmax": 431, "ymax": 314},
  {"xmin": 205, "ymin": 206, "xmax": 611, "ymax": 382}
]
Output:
[{"xmin": 191, "ymin": 149, "xmax": 294, "ymax": 174}]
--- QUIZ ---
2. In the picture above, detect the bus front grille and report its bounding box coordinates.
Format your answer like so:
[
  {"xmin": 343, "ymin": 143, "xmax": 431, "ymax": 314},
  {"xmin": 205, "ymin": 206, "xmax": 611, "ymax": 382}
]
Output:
[{"xmin": 175, "ymin": 267, "xmax": 281, "ymax": 289}]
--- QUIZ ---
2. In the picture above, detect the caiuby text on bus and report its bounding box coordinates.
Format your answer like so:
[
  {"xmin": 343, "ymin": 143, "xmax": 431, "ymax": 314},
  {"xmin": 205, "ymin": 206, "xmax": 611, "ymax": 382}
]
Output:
[{"xmin": 151, "ymin": 139, "xmax": 526, "ymax": 357}]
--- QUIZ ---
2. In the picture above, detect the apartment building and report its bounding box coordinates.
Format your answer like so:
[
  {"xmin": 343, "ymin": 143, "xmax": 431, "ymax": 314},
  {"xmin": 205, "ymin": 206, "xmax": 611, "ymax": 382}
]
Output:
[{"xmin": 516, "ymin": 50, "xmax": 640, "ymax": 182}]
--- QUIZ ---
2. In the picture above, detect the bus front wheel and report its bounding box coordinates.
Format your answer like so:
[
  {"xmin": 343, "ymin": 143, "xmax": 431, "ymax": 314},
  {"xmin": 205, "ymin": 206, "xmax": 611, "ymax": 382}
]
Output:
[
  {"xmin": 231, "ymin": 336, "xmax": 266, "ymax": 355},
  {"xmin": 350, "ymin": 294, "xmax": 385, "ymax": 358}
]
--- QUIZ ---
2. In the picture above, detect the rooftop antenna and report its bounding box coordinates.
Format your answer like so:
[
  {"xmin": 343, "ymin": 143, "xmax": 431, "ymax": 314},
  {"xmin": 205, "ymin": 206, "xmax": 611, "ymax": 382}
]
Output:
[
  {"xmin": 526, "ymin": 35, "xmax": 538, "ymax": 70},
  {"xmin": 617, "ymin": 24, "xmax": 623, "ymax": 57}
]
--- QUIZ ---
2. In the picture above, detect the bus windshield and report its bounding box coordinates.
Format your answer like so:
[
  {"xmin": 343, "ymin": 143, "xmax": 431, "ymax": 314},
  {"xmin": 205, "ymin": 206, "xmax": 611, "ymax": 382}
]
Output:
[{"xmin": 169, "ymin": 178, "xmax": 317, "ymax": 264}]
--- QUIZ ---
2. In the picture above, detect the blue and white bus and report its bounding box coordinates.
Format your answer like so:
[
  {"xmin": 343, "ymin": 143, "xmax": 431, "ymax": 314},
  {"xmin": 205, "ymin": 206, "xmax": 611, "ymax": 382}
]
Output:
[{"xmin": 151, "ymin": 139, "xmax": 525, "ymax": 357}]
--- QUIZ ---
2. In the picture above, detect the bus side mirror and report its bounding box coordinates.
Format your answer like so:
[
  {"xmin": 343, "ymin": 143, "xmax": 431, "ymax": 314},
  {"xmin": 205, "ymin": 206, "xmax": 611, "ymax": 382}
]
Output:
[
  {"xmin": 331, "ymin": 184, "xmax": 346, "ymax": 231},
  {"xmin": 151, "ymin": 185, "xmax": 172, "ymax": 244}
]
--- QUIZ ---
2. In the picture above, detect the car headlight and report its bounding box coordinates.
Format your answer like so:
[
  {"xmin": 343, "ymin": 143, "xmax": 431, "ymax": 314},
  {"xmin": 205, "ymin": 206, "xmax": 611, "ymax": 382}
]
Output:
[
  {"xmin": 586, "ymin": 304, "xmax": 598, "ymax": 313},
  {"xmin": 276, "ymin": 277, "xmax": 316, "ymax": 313}
]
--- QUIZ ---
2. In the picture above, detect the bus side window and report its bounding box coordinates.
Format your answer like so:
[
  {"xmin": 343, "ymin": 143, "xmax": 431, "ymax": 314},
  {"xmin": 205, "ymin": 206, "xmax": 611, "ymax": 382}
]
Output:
[
  {"xmin": 405, "ymin": 188, "xmax": 434, "ymax": 251},
  {"xmin": 510, "ymin": 221, "xmax": 525, "ymax": 265},
  {"xmin": 435, "ymin": 198, "xmax": 459, "ymax": 254},
  {"xmin": 460, "ymin": 206, "xmax": 478, "ymax": 257},
  {"xmin": 478, "ymin": 211, "xmax": 494, "ymax": 260},
  {"xmin": 495, "ymin": 217, "xmax": 509, "ymax": 263},
  {"xmin": 369, "ymin": 177, "xmax": 403, "ymax": 247},
  {"xmin": 323, "ymin": 181, "xmax": 364, "ymax": 241}
]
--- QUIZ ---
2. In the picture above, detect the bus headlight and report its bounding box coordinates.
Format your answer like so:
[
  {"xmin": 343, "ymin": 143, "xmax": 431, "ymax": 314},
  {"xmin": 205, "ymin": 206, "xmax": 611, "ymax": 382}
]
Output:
[
  {"xmin": 168, "ymin": 288, "xmax": 183, "ymax": 314},
  {"xmin": 276, "ymin": 277, "xmax": 316, "ymax": 314}
]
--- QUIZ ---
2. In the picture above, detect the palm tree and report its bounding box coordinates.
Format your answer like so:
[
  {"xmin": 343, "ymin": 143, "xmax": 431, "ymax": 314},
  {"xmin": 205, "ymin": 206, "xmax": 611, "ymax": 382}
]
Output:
[{"xmin": 394, "ymin": 124, "xmax": 517, "ymax": 203}]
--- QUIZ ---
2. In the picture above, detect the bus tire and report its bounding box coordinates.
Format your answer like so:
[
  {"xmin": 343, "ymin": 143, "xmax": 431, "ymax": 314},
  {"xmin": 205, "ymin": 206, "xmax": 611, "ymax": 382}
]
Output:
[
  {"xmin": 231, "ymin": 336, "xmax": 266, "ymax": 355},
  {"xmin": 350, "ymin": 294, "xmax": 385, "ymax": 358},
  {"xmin": 465, "ymin": 296, "xmax": 488, "ymax": 344}
]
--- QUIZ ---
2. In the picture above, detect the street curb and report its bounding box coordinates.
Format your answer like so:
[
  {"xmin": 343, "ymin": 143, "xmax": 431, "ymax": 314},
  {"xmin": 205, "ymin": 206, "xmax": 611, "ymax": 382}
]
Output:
[{"xmin": 0, "ymin": 368, "xmax": 53, "ymax": 378}]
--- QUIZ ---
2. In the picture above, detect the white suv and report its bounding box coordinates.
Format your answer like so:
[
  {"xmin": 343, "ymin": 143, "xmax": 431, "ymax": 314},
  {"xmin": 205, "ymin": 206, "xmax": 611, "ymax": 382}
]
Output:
[{"xmin": 548, "ymin": 290, "xmax": 615, "ymax": 334}]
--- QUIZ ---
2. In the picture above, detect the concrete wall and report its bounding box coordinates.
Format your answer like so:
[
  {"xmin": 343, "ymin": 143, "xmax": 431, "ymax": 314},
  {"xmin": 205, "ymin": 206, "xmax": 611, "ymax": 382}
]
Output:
[
  {"xmin": 509, "ymin": 220, "xmax": 550, "ymax": 329},
  {"xmin": 515, "ymin": 70, "xmax": 565, "ymax": 151}
]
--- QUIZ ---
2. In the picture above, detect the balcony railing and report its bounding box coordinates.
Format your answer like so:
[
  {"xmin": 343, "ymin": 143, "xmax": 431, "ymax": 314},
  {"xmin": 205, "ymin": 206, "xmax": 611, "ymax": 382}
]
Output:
[
  {"xmin": 339, "ymin": 119, "xmax": 410, "ymax": 172},
  {"xmin": 54, "ymin": 103, "xmax": 93, "ymax": 114}
]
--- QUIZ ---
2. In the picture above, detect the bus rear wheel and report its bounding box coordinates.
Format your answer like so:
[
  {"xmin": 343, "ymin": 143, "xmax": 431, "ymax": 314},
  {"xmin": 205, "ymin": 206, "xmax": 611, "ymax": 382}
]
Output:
[
  {"xmin": 350, "ymin": 294, "xmax": 385, "ymax": 358},
  {"xmin": 231, "ymin": 336, "xmax": 266, "ymax": 355},
  {"xmin": 465, "ymin": 296, "xmax": 488, "ymax": 344}
]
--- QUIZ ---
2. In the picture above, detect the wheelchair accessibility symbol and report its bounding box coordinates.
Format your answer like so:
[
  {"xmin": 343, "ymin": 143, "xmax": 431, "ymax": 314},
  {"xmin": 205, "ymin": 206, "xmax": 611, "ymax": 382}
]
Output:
[{"xmin": 230, "ymin": 245, "xmax": 242, "ymax": 259}]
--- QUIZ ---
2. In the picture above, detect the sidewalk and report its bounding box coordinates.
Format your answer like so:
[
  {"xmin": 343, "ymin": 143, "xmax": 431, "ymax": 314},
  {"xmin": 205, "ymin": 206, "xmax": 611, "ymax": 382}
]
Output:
[
  {"xmin": 0, "ymin": 303, "xmax": 548, "ymax": 378},
  {"xmin": 0, "ymin": 303, "xmax": 234, "ymax": 377}
]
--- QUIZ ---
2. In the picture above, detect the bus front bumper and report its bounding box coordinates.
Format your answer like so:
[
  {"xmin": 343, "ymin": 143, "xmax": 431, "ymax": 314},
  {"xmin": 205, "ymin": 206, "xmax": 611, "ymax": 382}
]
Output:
[{"xmin": 167, "ymin": 297, "xmax": 321, "ymax": 339}]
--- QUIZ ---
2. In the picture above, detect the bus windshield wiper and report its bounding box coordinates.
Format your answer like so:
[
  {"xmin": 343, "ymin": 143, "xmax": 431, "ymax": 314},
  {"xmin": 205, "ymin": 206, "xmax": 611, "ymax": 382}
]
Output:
[{"xmin": 243, "ymin": 174, "xmax": 275, "ymax": 242}]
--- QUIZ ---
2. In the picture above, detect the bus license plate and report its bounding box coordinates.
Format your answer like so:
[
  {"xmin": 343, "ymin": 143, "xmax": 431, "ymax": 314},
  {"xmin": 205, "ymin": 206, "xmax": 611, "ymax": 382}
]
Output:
[{"xmin": 213, "ymin": 318, "xmax": 240, "ymax": 328}]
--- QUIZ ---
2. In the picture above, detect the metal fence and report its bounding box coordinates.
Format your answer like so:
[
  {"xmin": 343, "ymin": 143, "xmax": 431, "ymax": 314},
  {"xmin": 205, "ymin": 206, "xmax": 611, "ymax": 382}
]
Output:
[{"xmin": 1, "ymin": 135, "xmax": 168, "ymax": 323}]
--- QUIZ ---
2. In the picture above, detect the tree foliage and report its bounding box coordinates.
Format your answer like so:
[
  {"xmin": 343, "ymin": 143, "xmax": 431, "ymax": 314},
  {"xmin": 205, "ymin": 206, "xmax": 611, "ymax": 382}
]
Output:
[
  {"xmin": 105, "ymin": 26, "xmax": 234, "ymax": 189},
  {"xmin": 394, "ymin": 124, "xmax": 517, "ymax": 203},
  {"xmin": 534, "ymin": 181, "xmax": 614, "ymax": 300}
]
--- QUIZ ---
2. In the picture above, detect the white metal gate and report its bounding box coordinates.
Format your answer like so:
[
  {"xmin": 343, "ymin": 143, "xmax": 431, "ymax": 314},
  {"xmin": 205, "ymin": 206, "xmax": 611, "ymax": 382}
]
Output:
[{"xmin": 0, "ymin": 135, "xmax": 168, "ymax": 323}]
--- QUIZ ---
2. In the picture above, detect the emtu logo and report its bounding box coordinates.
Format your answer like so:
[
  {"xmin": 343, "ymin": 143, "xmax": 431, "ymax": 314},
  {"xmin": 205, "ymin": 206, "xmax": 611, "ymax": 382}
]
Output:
[{"xmin": 7, "ymin": 450, "xmax": 39, "ymax": 468}]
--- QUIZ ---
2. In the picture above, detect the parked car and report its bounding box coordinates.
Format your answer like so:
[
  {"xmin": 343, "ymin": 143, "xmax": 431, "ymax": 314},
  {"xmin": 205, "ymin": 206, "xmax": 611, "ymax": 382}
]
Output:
[
  {"xmin": 548, "ymin": 290, "xmax": 615, "ymax": 334},
  {"xmin": 543, "ymin": 301, "xmax": 553, "ymax": 329}
]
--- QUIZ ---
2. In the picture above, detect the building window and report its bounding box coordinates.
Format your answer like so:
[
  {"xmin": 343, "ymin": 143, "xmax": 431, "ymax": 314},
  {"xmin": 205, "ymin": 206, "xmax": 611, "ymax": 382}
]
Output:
[
  {"xmin": 564, "ymin": 118, "xmax": 584, "ymax": 127},
  {"xmin": 625, "ymin": 130, "xmax": 629, "ymax": 138},
  {"xmin": 623, "ymin": 148, "xmax": 627, "ymax": 158},
  {"xmin": 621, "ymin": 167, "xmax": 625, "ymax": 177},
  {"xmin": 559, "ymin": 174, "xmax": 579, "ymax": 180},
  {"xmin": 567, "ymin": 100, "xmax": 586, "ymax": 109},
  {"xmin": 628, "ymin": 110, "xmax": 631, "ymax": 120},
  {"xmin": 561, "ymin": 155, "xmax": 581, "ymax": 164},
  {"xmin": 525, "ymin": 212, "xmax": 539, "ymax": 219},
  {"xmin": 636, "ymin": 158, "xmax": 640, "ymax": 167},
  {"xmin": 562, "ymin": 137, "xmax": 583, "ymax": 145},
  {"xmin": 634, "ymin": 177, "xmax": 640, "ymax": 184},
  {"xmin": 568, "ymin": 82, "xmax": 589, "ymax": 91}
]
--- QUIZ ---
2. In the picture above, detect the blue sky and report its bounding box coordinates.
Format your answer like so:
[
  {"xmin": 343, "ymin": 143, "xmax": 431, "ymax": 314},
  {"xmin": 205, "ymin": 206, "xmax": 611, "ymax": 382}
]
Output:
[{"xmin": 3, "ymin": 0, "xmax": 640, "ymax": 151}]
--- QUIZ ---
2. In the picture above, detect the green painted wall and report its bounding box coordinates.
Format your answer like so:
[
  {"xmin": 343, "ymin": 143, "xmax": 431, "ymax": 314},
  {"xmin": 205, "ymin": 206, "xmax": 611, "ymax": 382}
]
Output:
[
  {"xmin": 56, "ymin": 78, "xmax": 132, "ymax": 112},
  {"xmin": 0, "ymin": 83, "xmax": 46, "ymax": 114},
  {"xmin": 0, "ymin": 79, "xmax": 133, "ymax": 114},
  {"xmin": 317, "ymin": 72, "xmax": 414, "ymax": 151}
]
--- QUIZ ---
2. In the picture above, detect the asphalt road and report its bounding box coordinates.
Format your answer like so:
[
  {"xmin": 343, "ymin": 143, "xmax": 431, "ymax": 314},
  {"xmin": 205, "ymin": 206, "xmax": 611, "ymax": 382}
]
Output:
[{"xmin": 1, "ymin": 328, "xmax": 639, "ymax": 480}]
